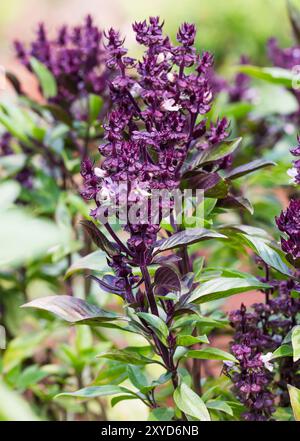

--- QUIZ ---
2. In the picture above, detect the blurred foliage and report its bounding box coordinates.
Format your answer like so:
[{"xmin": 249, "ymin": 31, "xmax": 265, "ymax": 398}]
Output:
[
  {"xmin": 0, "ymin": 0, "xmax": 299, "ymax": 423},
  {"xmin": 124, "ymin": 0, "xmax": 291, "ymax": 66}
]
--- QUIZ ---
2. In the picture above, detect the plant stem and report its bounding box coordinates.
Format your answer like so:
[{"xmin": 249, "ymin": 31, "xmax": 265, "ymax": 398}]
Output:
[
  {"xmin": 140, "ymin": 265, "xmax": 159, "ymax": 316},
  {"xmin": 104, "ymin": 223, "xmax": 133, "ymax": 256}
]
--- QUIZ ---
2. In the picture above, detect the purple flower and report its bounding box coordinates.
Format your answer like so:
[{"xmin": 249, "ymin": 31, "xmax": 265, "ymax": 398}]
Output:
[
  {"xmin": 81, "ymin": 16, "xmax": 229, "ymax": 217},
  {"xmin": 81, "ymin": 17, "xmax": 229, "ymax": 265},
  {"xmin": 0, "ymin": 132, "xmax": 13, "ymax": 155},
  {"xmin": 288, "ymin": 135, "xmax": 300, "ymax": 184},
  {"xmin": 226, "ymin": 304, "xmax": 276, "ymax": 421},
  {"xmin": 176, "ymin": 23, "xmax": 196, "ymax": 47},
  {"xmin": 14, "ymin": 16, "xmax": 110, "ymax": 114},
  {"xmin": 228, "ymin": 56, "xmax": 255, "ymax": 103},
  {"xmin": 268, "ymin": 37, "xmax": 300, "ymax": 70},
  {"xmin": 268, "ymin": 38, "xmax": 300, "ymax": 108},
  {"xmin": 276, "ymin": 199, "xmax": 300, "ymax": 265}
]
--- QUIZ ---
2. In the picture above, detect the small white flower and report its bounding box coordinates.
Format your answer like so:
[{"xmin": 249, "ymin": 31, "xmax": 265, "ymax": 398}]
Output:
[
  {"xmin": 130, "ymin": 82, "xmax": 143, "ymax": 98},
  {"xmin": 96, "ymin": 178, "xmax": 118, "ymax": 205},
  {"xmin": 287, "ymin": 167, "xmax": 298, "ymax": 184},
  {"xmin": 203, "ymin": 90, "xmax": 213, "ymax": 102},
  {"xmin": 161, "ymin": 98, "xmax": 181, "ymax": 112},
  {"xmin": 156, "ymin": 52, "xmax": 165, "ymax": 64},
  {"xmin": 98, "ymin": 186, "xmax": 111, "ymax": 202},
  {"xmin": 260, "ymin": 352, "xmax": 274, "ymax": 372},
  {"xmin": 94, "ymin": 167, "xmax": 107, "ymax": 178},
  {"xmin": 167, "ymin": 72, "xmax": 175, "ymax": 82}
]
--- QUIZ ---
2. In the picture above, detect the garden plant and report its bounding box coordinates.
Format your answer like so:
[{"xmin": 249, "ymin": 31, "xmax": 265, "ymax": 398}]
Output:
[{"xmin": 0, "ymin": 2, "xmax": 300, "ymax": 423}]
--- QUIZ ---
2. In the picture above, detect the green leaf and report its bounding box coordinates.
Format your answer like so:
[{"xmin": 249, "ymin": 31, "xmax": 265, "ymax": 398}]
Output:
[
  {"xmin": 292, "ymin": 325, "xmax": 300, "ymax": 362},
  {"xmin": 0, "ymin": 380, "xmax": 40, "ymax": 421},
  {"xmin": 219, "ymin": 101, "xmax": 253, "ymax": 119},
  {"xmin": 198, "ymin": 137, "xmax": 242, "ymax": 165},
  {"xmin": 183, "ymin": 138, "xmax": 242, "ymax": 172},
  {"xmin": 221, "ymin": 224, "xmax": 272, "ymax": 239},
  {"xmin": 0, "ymin": 181, "xmax": 20, "ymax": 209},
  {"xmin": 224, "ymin": 159, "xmax": 275, "ymax": 180},
  {"xmin": 137, "ymin": 312, "xmax": 169, "ymax": 344},
  {"xmin": 237, "ymin": 65, "xmax": 295, "ymax": 87},
  {"xmin": 189, "ymin": 276, "xmax": 270, "ymax": 304},
  {"xmin": 0, "ymin": 154, "xmax": 27, "ymax": 177},
  {"xmin": 22, "ymin": 295, "xmax": 124, "ymax": 326},
  {"xmin": 177, "ymin": 335, "xmax": 209, "ymax": 346},
  {"xmin": 154, "ymin": 228, "xmax": 226, "ymax": 252},
  {"xmin": 0, "ymin": 111, "xmax": 30, "ymax": 144},
  {"xmin": 174, "ymin": 383, "xmax": 211, "ymax": 421},
  {"xmin": 0, "ymin": 208, "xmax": 66, "ymax": 268},
  {"xmin": 206, "ymin": 400, "xmax": 233, "ymax": 416},
  {"xmin": 88, "ymin": 94, "xmax": 103, "ymax": 123},
  {"xmin": 93, "ymin": 362, "xmax": 128, "ymax": 386},
  {"xmin": 240, "ymin": 234, "xmax": 291, "ymax": 276},
  {"xmin": 172, "ymin": 314, "xmax": 228, "ymax": 330},
  {"xmin": 148, "ymin": 408, "xmax": 175, "ymax": 421},
  {"xmin": 16, "ymin": 365, "xmax": 49, "ymax": 390},
  {"xmin": 271, "ymin": 344, "xmax": 293, "ymax": 360},
  {"xmin": 65, "ymin": 250, "xmax": 111, "ymax": 278},
  {"xmin": 3, "ymin": 331, "xmax": 49, "ymax": 373},
  {"xmin": 55, "ymin": 385, "xmax": 128, "ymax": 400},
  {"xmin": 111, "ymin": 395, "xmax": 138, "ymax": 407},
  {"xmin": 97, "ymin": 348, "xmax": 156, "ymax": 366},
  {"xmin": 30, "ymin": 57, "xmax": 57, "ymax": 98},
  {"xmin": 127, "ymin": 365, "xmax": 149, "ymax": 390},
  {"xmin": 288, "ymin": 384, "xmax": 300, "ymax": 421},
  {"xmin": 186, "ymin": 347, "xmax": 237, "ymax": 362}
]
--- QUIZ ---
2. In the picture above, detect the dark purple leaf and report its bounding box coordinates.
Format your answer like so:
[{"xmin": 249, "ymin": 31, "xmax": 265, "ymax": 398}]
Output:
[
  {"xmin": 154, "ymin": 267, "xmax": 181, "ymax": 295},
  {"xmin": 218, "ymin": 195, "xmax": 253, "ymax": 214},
  {"xmin": 22, "ymin": 295, "xmax": 125, "ymax": 325},
  {"xmin": 224, "ymin": 159, "xmax": 275, "ymax": 180},
  {"xmin": 80, "ymin": 220, "xmax": 118, "ymax": 257},
  {"xmin": 152, "ymin": 254, "xmax": 182, "ymax": 265},
  {"xmin": 154, "ymin": 228, "xmax": 227, "ymax": 252},
  {"xmin": 89, "ymin": 275, "xmax": 126, "ymax": 296}
]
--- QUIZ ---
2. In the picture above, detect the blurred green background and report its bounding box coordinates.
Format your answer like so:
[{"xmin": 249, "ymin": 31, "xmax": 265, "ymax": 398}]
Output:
[
  {"xmin": 0, "ymin": 0, "xmax": 298, "ymax": 422},
  {"xmin": 0, "ymin": 0, "xmax": 293, "ymax": 68}
]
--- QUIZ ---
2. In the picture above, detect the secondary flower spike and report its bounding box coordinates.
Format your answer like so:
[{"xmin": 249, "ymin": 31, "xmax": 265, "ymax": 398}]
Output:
[
  {"xmin": 288, "ymin": 135, "xmax": 300, "ymax": 184},
  {"xmin": 14, "ymin": 15, "xmax": 110, "ymax": 113},
  {"xmin": 276, "ymin": 199, "xmax": 300, "ymax": 266}
]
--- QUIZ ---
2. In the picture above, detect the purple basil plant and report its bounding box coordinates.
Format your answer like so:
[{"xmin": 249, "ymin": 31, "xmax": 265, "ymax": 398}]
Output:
[
  {"xmin": 227, "ymin": 143, "xmax": 300, "ymax": 419},
  {"xmin": 1, "ymin": 16, "xmax": 114, "ymax": 204},
  {"xmin": 14, "ymin": 15, "xmax": 110, "ymax": 117},
  {"xmin": 21, "ymin": 17, "xmax": 286, "ymax": 421}
]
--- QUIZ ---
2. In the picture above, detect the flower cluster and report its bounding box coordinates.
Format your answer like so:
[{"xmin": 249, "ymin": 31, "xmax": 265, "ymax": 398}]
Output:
[
  {"xmin": 276, "ymin": 199, "xmax": 300, "ymax": 265},
  {"xmin": 287, "ymin": 135, "xmax": 300, "ymax": 184},
  {"xmin": 14, "ymin": 15, "xmax": 110, "ymax": 113},
  {"xmin": 227, "ymin": 56, "xmax": 255, "ymax": 103},
  {"xmin": 268, "ymin": 37, "xmax": 300, "ymax": 70},
  {"xmin": 81, "ymin": 17, "xmax": 230, "ymax": 256},
  {"xmin": 227, "ymin": 261, "xmax": 300, "ymax": 417},
  {"xmin": 267, "ymin": 37, "xmax": 300, "ymax": 110},
  {"xmin": 226, "ymin": 304, "xmax": 276, "ymax": 421}
]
